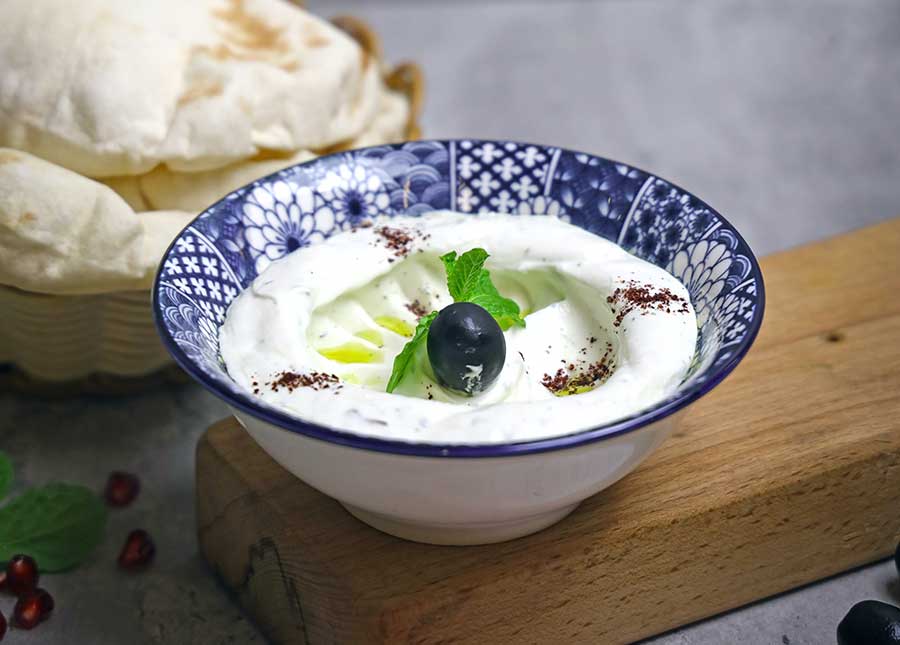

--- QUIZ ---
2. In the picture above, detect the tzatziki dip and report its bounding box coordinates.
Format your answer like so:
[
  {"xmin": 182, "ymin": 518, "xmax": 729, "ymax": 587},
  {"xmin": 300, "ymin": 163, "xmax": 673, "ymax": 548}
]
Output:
[{"xmin": 219, "ymin": 211, "xmax": 698, "ymax": 444}]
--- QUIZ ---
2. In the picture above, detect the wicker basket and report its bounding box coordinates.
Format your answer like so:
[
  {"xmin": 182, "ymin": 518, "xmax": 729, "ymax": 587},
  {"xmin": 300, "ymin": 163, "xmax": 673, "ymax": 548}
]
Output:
[{"xmin": 0, "ymin": 16, "xmax": 424, "ymax": 395}]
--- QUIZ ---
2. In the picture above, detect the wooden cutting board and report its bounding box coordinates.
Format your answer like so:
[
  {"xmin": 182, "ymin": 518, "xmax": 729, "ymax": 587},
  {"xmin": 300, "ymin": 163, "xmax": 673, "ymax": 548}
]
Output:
[{"xmin": 196, "ymin": 219, "xmax": 900, "ymax": 645}]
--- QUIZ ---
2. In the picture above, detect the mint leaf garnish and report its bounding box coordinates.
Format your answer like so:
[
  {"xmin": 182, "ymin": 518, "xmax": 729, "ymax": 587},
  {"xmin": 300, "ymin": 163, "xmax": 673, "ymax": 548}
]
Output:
[
  {"xmin": 443, "ymin": 248, "xmax": 488, "ymax": 302},
  {"xmin": 0, "ymin": 483, "xmax": 108, "ymax": 571},
  {"xmin": 385, "ymin": 247, "xmax": 525, "ymax": 393},
  {"xmin": 442, "ymin": 248, "xmax": 525, "ymax": 330},
  {"xmin": 386, "ymin": 311, "xmax": 438, "ymax": 393},
  {"xmin": 0, "ymin": 452, "xmax": 11, "ymax": 500},
  {"xmin": 469, "ymin": 273, "xmax": 525, "ymax": 330},
  {"xmin": 440, "ymin": 251, "xmax": 457, "ymax": 279}
]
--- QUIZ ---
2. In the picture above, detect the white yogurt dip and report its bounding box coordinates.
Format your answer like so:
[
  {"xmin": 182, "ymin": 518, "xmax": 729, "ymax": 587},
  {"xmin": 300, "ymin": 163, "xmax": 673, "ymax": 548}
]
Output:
[{"xmin": 219, "ymin": 211, "xmax": 697, "ymax": 444}]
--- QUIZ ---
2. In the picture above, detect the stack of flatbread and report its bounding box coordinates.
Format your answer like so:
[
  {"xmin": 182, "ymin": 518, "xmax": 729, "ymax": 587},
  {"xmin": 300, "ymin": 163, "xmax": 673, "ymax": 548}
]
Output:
[{"xmin": 0, "ymin": 0, "xmax": 421, "ymax": 384}]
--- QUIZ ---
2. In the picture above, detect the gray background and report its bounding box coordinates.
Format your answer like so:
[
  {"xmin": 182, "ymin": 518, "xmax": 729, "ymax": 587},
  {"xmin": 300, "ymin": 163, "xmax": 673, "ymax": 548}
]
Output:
[{"xmin": 2, "ymin": 0, "xmax": 899, "ymax": 643}]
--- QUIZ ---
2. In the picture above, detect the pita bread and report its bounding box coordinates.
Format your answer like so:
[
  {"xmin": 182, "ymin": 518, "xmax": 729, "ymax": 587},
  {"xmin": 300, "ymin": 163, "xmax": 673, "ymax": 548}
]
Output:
[
  {"xmin": 100, "ymin": 176, "xmax": 151, "ymax": 212},
  {"xmin": 346, "ymin": 82, "xmax": 410, "ymax": 148},
  {"xmin": 0, "ymin": 0, "xmax": 381, "ymax": 177},
  {"xmin": 103, "ymin": 82, "xmax": 410, "ymax": 213},
  {"xmin": 133, "ymin": 150, "xmax": 317, "ymax": 214},
  {"xmin": 0, "ymin": 149, "xmax": 192, "ymax": 294}
]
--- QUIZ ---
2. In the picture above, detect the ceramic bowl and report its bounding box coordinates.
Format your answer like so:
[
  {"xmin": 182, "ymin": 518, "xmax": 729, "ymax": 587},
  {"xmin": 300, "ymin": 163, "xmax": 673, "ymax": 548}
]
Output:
[{"xmin": 153, "ymin": 139, "xmax": 765, "ymax": 545}]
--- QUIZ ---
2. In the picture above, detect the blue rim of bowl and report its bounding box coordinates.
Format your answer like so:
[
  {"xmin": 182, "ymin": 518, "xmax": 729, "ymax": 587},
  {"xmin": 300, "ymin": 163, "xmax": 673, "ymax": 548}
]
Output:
[{"xmin": 152, "ymin": 139, "xmax": 766, "ymax": 459}]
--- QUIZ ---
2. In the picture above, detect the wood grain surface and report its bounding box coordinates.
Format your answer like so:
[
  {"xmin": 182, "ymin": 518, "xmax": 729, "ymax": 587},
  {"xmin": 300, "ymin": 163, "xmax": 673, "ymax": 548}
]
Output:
[{"xmin": 196, "ymin": 219, "xmax": 900, "ymax": 644}]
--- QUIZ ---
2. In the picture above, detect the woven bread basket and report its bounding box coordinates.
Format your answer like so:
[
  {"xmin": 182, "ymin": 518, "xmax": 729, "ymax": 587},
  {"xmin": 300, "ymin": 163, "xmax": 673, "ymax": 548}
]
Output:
[{"xmin": 0, "ymin": 15, "xmax": 424, "ymax": 395}]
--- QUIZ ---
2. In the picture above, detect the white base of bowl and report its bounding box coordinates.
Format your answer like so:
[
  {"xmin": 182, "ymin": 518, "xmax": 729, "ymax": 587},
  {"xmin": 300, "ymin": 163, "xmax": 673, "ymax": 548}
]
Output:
[
  {"xmin": 342, "ymin": 502, "xmax": 578, "ymax": 545},
  {"xmin": 236, "ymin": 409, "xmax": 681, "ymax": 548}
]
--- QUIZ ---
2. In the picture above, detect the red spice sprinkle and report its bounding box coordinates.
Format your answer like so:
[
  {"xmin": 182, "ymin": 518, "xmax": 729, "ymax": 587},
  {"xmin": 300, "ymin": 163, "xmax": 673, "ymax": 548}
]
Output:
[
  {"xmin": 606, "ymin": 281, "xmax": 690, "ymax": 327},
  {"xmin": 542, "ymin": 359, "xmax": 615, "ymax": 395},
  {"xmin": 541, "ymin": 368, "xmax": 570, "ymax": 393},
  {"xmin": 541, "ymin": 344, "xmax": 616, "ymax": 395},
  {"xmin": 268, "ymin": 371, "xmax": 341, "ymax": 393},
  {"xmin": 573, "ymin": 360, "xmax": 614, "ymax": 387},
  {"xmin": 406, "ymin": 300, "xmax": 430, "ymax": 318},
  {"xmin": 375, "ymin": 226, "xmax": 416, "ymax": 258}
]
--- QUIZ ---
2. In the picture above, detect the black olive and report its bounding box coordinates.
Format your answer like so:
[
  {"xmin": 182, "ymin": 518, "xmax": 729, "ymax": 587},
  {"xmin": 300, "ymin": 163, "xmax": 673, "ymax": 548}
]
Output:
[
  {"xmin": 895, "ymin": 540, "xmax": 899, "ymax": 578},
  {"xmin": 427, "ymin": 302, "xmax": 505, "ymax": 395},
  {"xmin": 837, "ymin": 600, "xmax": 900, "ymax": 645}
]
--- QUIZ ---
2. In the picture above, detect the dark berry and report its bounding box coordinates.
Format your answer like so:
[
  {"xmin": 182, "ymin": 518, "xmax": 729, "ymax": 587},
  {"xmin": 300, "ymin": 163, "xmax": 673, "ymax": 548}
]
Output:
[
  {"xmin": 0, "ymin": 610, "xmax": 5, "ymax": 640},
  {"xmin": 427, "ymin": 302, "xmax": 505, "ymax": 395},
  {"xmin": 0, "ymin": 569, "xmax": 7, "ymax": 593},
  {"xmin": 118, "ymin": 529, "xmax": 156, "ymax": 569},
  {"xmin": 12, "ymin": 593, "xmax": 42, "ymax": 630},
  {"xmin": 837, "ymin": 600, "xmax": 900, "ymax": 644},
  {"xmin": 104, "ymin": 471, "xmax": 140, "ymax": 507},
  {"xmin": 5, "ymin": 555, "xmax": 38, "ymax": 595}
]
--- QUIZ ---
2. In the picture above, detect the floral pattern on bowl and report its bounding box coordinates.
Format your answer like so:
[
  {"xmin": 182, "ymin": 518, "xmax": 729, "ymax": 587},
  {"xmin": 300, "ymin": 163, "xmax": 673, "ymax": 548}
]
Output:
[{"xmin": 153, "ymin": 139, "xmax": 764, "ymax": 457}]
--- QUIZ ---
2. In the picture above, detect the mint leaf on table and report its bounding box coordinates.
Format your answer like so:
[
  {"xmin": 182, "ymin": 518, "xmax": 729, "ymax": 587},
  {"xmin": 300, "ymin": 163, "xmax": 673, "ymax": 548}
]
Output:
[
  {"xmin": 0, "ymin": 483, "xmax": 107, "ymax": 571},
  {"xmin": 441, "ymin": 248, "xmax": 525, "ymax": 330},
  {"xmin": 0, "ymin": 452, "xmax": 11, "ymax": 500},
  {"xmin": 386, "ymin": 311, "xmax": 438, "ymax": 393}
]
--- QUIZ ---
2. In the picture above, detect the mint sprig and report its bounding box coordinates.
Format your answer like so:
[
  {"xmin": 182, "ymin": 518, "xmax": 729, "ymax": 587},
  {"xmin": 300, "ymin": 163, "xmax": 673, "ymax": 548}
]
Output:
[
  {"xmin": 441, "ymin": 249, "xmax": 526, "ymax": 330},
  {"xmin": 0, "ymin": 483, "xmax": 107, "ymax": 572},
  {"xmin": 385, "ymin": 248, "xmax": 525, "ymax": 393},
  {"xmin": 386, "ymin": 311, "xmax": 438, "ymax": 393},
  {"xmin": 0, "ymin": 450, "xmax": 108, "ymax": 572}
]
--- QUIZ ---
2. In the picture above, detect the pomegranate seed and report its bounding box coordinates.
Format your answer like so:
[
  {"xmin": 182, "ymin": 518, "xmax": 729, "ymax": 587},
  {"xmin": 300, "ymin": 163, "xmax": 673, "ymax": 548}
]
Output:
[
  {"xmin": 0, "ymin": 610, "xmax": 6, "ymax": 641},
  {"xmin": 118, "ymin": 529, "xmax": 156, "ymax": 569},
  {"xmin": 6, "ymin": 555, "xmax": 38, "ymax": 595},
  {"xmin": 104, "ymin": 471, "xmax": 140, "ymax": 507},
  {"xmin": 12, "ymin": 593, "xmax": 42, "ymax": 629},
  {"xmin": 34, "ymin": 588, "xmax": 54, "ymax": 617}
]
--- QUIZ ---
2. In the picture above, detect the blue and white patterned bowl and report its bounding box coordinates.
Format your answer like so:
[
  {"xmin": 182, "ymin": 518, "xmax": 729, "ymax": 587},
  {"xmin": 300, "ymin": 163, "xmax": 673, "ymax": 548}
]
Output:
[{"xmin": 153, "ymin": 139, "xmax": 764, "ymax": 544}]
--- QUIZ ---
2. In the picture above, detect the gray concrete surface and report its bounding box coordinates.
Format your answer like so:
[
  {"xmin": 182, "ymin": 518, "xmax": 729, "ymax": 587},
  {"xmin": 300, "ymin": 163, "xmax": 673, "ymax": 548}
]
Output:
[{"xmin": 2, "ymin": 0, "xmax": 899, "ymax": 642}]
